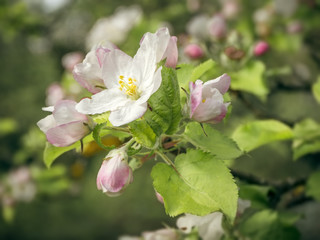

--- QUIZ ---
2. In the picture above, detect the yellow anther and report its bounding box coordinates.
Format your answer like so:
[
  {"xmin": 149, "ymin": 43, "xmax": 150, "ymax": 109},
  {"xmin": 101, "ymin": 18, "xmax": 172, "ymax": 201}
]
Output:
[
  {"xmin": 119, "ymin": 75, "xmax": 124, "ymax": 80},
  {"xmin": 202, "ymin": 99, "xmax": 206, "ymax": 103}
]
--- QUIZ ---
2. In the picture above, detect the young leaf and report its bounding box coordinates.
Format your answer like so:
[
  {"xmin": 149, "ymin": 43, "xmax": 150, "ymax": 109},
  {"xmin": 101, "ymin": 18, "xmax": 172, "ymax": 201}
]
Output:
[
  {"xmin": 184, "ymin": 122, "xmax": 242, "ymax": 160},
  {"xmin": 189, "ymin": 59, "xmax": 216, "ymax": 82},
  {"xmin": 239, "ymin": 209, "xmax": 300, "ymax": 240},
  {"xmin": 93, "ymin": 123, "xmax": 116, "ymax": 150},
  {"xmin": 145, "ymin": 66, "xmax": 182, "ymax": 135},
  {"xmin": 176, "ymin": 63, "xmax": 194, "ymax": 91},
  {"xmin": 230, "ymin": 61, "xmax": 268, "ymax": 101},
  {"xmin": 232, "ymin": 120, "xmax": 293, "ymax": 152},
  {"xmin": 129, "ymin": 120, "xmax": 157, "ymax": 149},
  {"xmin": 306, "ymin": 171, "xmax": 320, "ymax": 201},
  {"xmin": 151, "ymin": 149, "xmax": 238, "ymax": 223}
]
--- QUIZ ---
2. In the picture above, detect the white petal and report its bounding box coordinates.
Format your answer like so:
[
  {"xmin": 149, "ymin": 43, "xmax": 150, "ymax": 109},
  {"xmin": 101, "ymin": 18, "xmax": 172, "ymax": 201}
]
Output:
[
  {"xmin": 53, "ymin": 100, "xmax": 87, "ymax": 125},
  {"xmin": 42, "ymin": 106, "xmax": 54, "ymax": 112},
  {"xmin": 109, "ymin": 102, "xmax": 147, "ymax": 126},
  {"xmin": 37, "ymin": 115, "xmax": 56, "ymax": 133},
  {"xmin": 102, "ymin": 49, "xmax": 133, "ymax": 89},
  {"xmin": 76, "ymin": 89, "xmax": 129, "ymax": 115},
  {"xmin": 203, "ymin": 73, "xmax": 230, "ymax": 95}
]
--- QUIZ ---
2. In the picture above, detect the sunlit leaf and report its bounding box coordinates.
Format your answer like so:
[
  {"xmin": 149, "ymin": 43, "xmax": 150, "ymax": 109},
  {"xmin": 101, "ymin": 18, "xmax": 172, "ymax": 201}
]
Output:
[
  {"xmin": 306, "ymin": 171, "xmax": 320, "ymax": 201},
  {"xmin": 232, "ymin": 120, "xmax": 293, "ymax": 152},
  {"xmin": 151, "ymin": 149, "xmax": 238, "ymax": 223},
  {"xmin": 312, "ymin": 76, "xmax": 320, "ymax": 104}
]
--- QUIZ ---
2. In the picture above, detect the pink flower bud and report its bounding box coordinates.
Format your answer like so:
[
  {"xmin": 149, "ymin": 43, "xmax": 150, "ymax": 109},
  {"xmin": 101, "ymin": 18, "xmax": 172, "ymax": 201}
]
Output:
[
  {"xmin": 207, "ymin": 15, "xmax": 227, "ymax": 39},
  {"xmin": 96, "ymin": 148, "xmax": 133, "ymax": 196},
  {"xmin": 184, "ymin": 43, "xmax": 204, "ymax": 59},
  {"xmin": 155, "ymin": 191, "xmax": 164, "ymax": 204},
  {"xmin": 189, "ymin": 74, "xmax": 230, "ymax": 124},
  {"xmin": 37, "ymin": 100, "xmax": 92, "ymax": 147},
  {"xmin": 253, "ymin": 41, "xmax": 269, "ymax": 56}
]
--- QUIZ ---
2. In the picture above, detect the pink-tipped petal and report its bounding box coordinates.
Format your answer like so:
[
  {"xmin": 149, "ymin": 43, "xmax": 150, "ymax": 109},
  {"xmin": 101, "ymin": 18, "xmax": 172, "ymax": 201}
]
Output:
[
  {"xmin": 163, "ymin": 36, "xmax": 178, "ymax": 68},
  {"xmin": 46, "ymin": 121, "xmax": 90, "ymax": 147},
  {"xmin": 189, "ymin": 80, "xmax": 203, "ymax": 117},
  {"xmin": 37, "ymin": 115, "xmax": 56, "ymax": 133},
  {"xmin": 53, "ymin": 100, "xmax": 88, "ymax": 125},
  {"xmin": 203, "ymin": 73, "xmax": 231, "ymax": 95}
]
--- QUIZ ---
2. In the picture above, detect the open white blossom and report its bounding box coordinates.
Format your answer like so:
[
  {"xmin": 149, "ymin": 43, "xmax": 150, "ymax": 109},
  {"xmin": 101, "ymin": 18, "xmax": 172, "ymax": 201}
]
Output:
[{"xmin": 76, "ymin": 28, "xmax": 175, "ymax": 126}]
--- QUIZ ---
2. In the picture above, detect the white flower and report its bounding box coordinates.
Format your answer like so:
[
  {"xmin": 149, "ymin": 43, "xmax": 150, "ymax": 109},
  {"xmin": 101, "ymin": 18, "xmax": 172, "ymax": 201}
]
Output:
[
  {"xmin": 76, "ymin": 28, "xmax": 175, "ymax": 126},
  {"xmin": 86, "ymin": 5, "xmax": 142, "ymax": 49},
  {"xmin": 177, "ymin": 212, "xmax": 224, "ymax": 240}
]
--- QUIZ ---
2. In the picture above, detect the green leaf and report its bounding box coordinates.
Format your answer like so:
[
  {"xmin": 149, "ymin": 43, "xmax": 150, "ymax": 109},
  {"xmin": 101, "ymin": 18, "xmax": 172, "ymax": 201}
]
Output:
[
  {"xmin": 184, "ymin": 122, "xmax": 242, "ymax": 160},
  {"xmin": 239, "ymin": 209, "xmax": 300, "ymax": 240},
  {"xmin": 232, "ymin": 120, "xmax": 293, "ymax": 152},
  {"xmin": 292, "ymin": 119, "xmax": 320, "ymax": 160},
  {"xmin": 91, "ymin": 112, "xmax": 110, "ymax": 124},
  {"xmin": 0, "ymin": 118, "xmax": 18, "ymax": 136},
  {"xmin": 190, "ymin": 59, "xmax": 216, "ymax": 82},
  {"xmin": 129, "ymin": 120, "xmax": 157, "ymax": 149},
  {"xmin": 151, "ymin": 149, "xmax": 238, "ymax": 223},
  {"xmin": 306, "ymin": 171, "xmax": 320, "ymax": 201},
  {"xmin": 230, "ymin": 61, "xmax": 268, "ymax": 101},
  {"xmin": 93, "ymin": 123, "xmax": 116, "ymax": 150},
  {"xmin": 312, "ymin": 76, "xmax": 320, "ymax": 104},
  {"xmin": 145, "ymin": 66, "xmax": 181, "ymax": 135},
  {"xmin": 177, "ymin": 63, "xmax": 194, "ymax": 91}
]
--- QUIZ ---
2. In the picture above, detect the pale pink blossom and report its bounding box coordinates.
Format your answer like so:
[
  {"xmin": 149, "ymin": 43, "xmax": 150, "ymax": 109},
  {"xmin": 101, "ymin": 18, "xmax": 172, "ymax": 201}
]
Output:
[
  {"xmin": 76, "ymin": 28, "xmax": 176, "ymax": 126},
  {"xmin": 189, "ymin": 74, "xmax": 230, "ymax": 123},
  {"xmin": 96, "ymin": 148, "xmax": 133, "ymax": 196},
  {"xmin": 73, "ymin": 42, "xmax": 117, "ymax": 94},
  {"xmin": 37, "ymin": 100, "xmax": 92, "ymax": 147},
  {"xmin": 221, "ymin": 0, "xmax": 240, "ymax": 19},
  {"xmin": 184, "ymin": 43, "xmax": 204, "ymax": 59},
  {"xmin": 61, "ymin": 52, "xmax": 84, "ymax": 72},
  {"xmin": 207, "ymin": 15, "xmax": 227, "ymax": 39},
  {"xmin": 254, "ymin": 41, "xmax": 269, "ymax": 56},
  {"xmin": 177, "ymin": 212, "xmax": 224, "ymax": 240},
  {"xmin": 45, "ymin": 83, "xmax": 64, "ymax": 106}
]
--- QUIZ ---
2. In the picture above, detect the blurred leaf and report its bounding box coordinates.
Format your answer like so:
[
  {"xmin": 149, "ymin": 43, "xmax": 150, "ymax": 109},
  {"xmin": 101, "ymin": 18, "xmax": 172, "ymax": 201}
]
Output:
[
  {"xmin": 189, "ymin": 59, "xmax": 216, "ymax": 82},
  {"xmin": 268, "ymin": 33, "xmax": 301, "ymax": 53},
  {"xmin": 239, "ymin": 209, "xmax": 300, "ymax": 240},
  {"xmin": 232, "ymin": 120, "xmax": 293, "ymax": 152},
  {"xmin": 0, "ymin": 118, "xmax": 18, "ymax": 136},
  {"xmin": 239, "ymin": 184, "xmax": 272, "ymax": 209},
  {"xmin": 292, "ymin": 119, "xmax": 320, "ymax": 160},
  {"xmin": 129, "ymin": 120, "xmax": 157, "ymax": 149},
  {"xmin": 31, "ymin": 165, "xmax": 67, "ymax": 180},
  {"xmin": 184, "ymin": 122, "xmax": 242, "ymax": 160},
  {"xmin": 230, "ymin": 61, "xmax": 268, "ymax": 101},
  {"xmin": 151, "ymin": 149, "xmax": 238, "ymax": 223},
  {"xmin": 3, "ymin": 205, "xmax": 14, "ymax": 223},
  {"xmin": 306, "ymin": 171, "xmax": 320, "ymax": 201},
  {"xmin": 145, "ymin": 67, "xmax": 181, "ymax": 135},
  {"xmin": 312, "ymin": 76, "xmax": 320, "ymax": 104}
]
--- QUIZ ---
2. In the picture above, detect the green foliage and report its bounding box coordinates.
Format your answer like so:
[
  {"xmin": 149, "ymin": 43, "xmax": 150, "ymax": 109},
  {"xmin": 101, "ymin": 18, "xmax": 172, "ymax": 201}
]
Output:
[
  {"xmin": 151, "ymin": 149, "xmax": 238, "ymax": 223},
  {"xmin": 230, "ymin": 61, "xmax": 269, "ymax": 101},
  {"xmin": 232, "ymin": 120, "xmax": 293, "ymax": 152},
  {"xmin": 184, "ymin": 122, "xmax": 243, "ymax": 160},
  {"xmin": 93, "ymin": 124, "xmax": 117, "ymax": 151},
  {"xmin": 239, "ymin": 184, "xmax": 273, "ymax": 209},
  {"xmin": 306, "ymin": 171, "xmax": 320, "ymax": 201},
  {"xmin": 239, "ymin": 209, "xmax": 300, "ymax": 240},
  {"xmin": 292, "ymin": 118, "xmax": 320, "ymax": 160},
  {"xmin": 145, "ymin": 66, "xmax": 182, "ymax": 135},
  {"xmin": 129, "ymin": 120, "xmax": 157, "ymax": 149},
  {"xmin": 189, "ymin": 59, "xmax": 216, "ymax": 82},
  {"xmin": 0, "ymin": 117, "xmax": 18, "ymax": 136},
  {"xmin": 312, "ymin": 76, "xmax": 320, "ymax": 104}
]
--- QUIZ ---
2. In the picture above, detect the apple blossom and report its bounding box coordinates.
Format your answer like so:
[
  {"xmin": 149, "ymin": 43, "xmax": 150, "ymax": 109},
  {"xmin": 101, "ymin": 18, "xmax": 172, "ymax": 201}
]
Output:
[
  {"xmin": 61, "ymin": 52, "xmax": 84, "ymax": 72},
  {"xmin": 76, "ymin": 28, "xmax": 176, "ymax": 126},
  {"xmin": 177, "ymin": 212, "xmax": 224, "ymax": 240},
  {"xmin": 207, "ymin": 15, "xmax": 227, "ymax": 39},
  {"xmin": 45, "ymin": 83, "xmax": 64, "ymax": 106},
  {"xmin": 86, "ymin": 5, "xmax": 142, "ymax": 49},
  {"xmin": 189, "ymin": 74, "xmax": 231, "ymax": 124},
  {"xmin": 73, "ymin": 42, "xmax": 117, "ymax": 94},
  {"xmin": 186, "ymin": 15, "xmax": 210, "ymax": 40},
  {"xmin": 37, "ymin": 100, "xmax": 92, "ymax": 147},
  {"xmin": 142, "ymin": 228, "xmax": 178, "ymax": 240},
  {"xmin": 96, "ymin": 148, "xmax": 133, "ymax": 196}
]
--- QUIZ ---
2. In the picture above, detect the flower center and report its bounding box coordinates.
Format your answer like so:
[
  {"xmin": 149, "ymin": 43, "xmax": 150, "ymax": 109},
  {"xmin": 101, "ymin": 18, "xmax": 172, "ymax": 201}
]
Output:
[{"xmin": 118, "ymin": 75, "xmax": 139, "ymax": 100}]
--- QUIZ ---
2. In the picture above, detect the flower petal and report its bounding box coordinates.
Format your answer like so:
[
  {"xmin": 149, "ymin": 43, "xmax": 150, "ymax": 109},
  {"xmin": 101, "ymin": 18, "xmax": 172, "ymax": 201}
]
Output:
[
  {"xmin": 46, "ymin": 121, "xmax": 90, "ymax": 147},
  {"xmin": 109, "ymin": 102, "xmax": 147, "ymax": 126},
  {"xmin": 76, "ymin": 88, "xmax": 129, "ymax": 115},
  {"xmin": 203, "ymin": 73, "xmax": 230, "ymax": 95},
  {"xmin": 53, "ymin": 100, "xmax": 88, "ymax": 125},
  {"xmin": 163, "ymin": 36, "xmax": 178, "ymax": 68},
  {"xmin": 37, "ymin": 115, "xmax": 56, "ymax": 133},
  {"xmin": 102, "ymin": 49, "xmax": 133, "ymax": 89},
  {"xmin": 189, "ymin": 80, "xmax": 203, "ymax": 117}
]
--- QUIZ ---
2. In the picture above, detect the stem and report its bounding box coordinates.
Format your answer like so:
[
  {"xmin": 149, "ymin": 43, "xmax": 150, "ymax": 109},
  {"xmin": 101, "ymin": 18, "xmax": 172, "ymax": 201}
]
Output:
[
  {"xmin": 155, "ymin": 150, "xmax": 179, "ymax": 174},
  {"xmin": 123, "ymin": 138, "xmax": 136, "ymax": 151}
]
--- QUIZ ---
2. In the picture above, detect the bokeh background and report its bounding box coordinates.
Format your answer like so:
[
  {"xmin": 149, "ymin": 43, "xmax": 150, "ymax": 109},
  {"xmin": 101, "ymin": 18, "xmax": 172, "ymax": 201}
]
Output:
[{"xmin": 1, "ymin": 0, "xmax": 320, "ymax": 239}]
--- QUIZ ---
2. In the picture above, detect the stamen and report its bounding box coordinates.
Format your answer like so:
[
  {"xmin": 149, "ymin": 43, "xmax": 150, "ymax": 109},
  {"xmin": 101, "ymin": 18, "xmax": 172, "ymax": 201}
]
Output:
[
  {"xmin": 118, "ymin": 75, "xmax": 139, "ymax": 99},
  {"xmin": 202, "ymin": 99, "xmax": 206, "ymax": 103}
]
